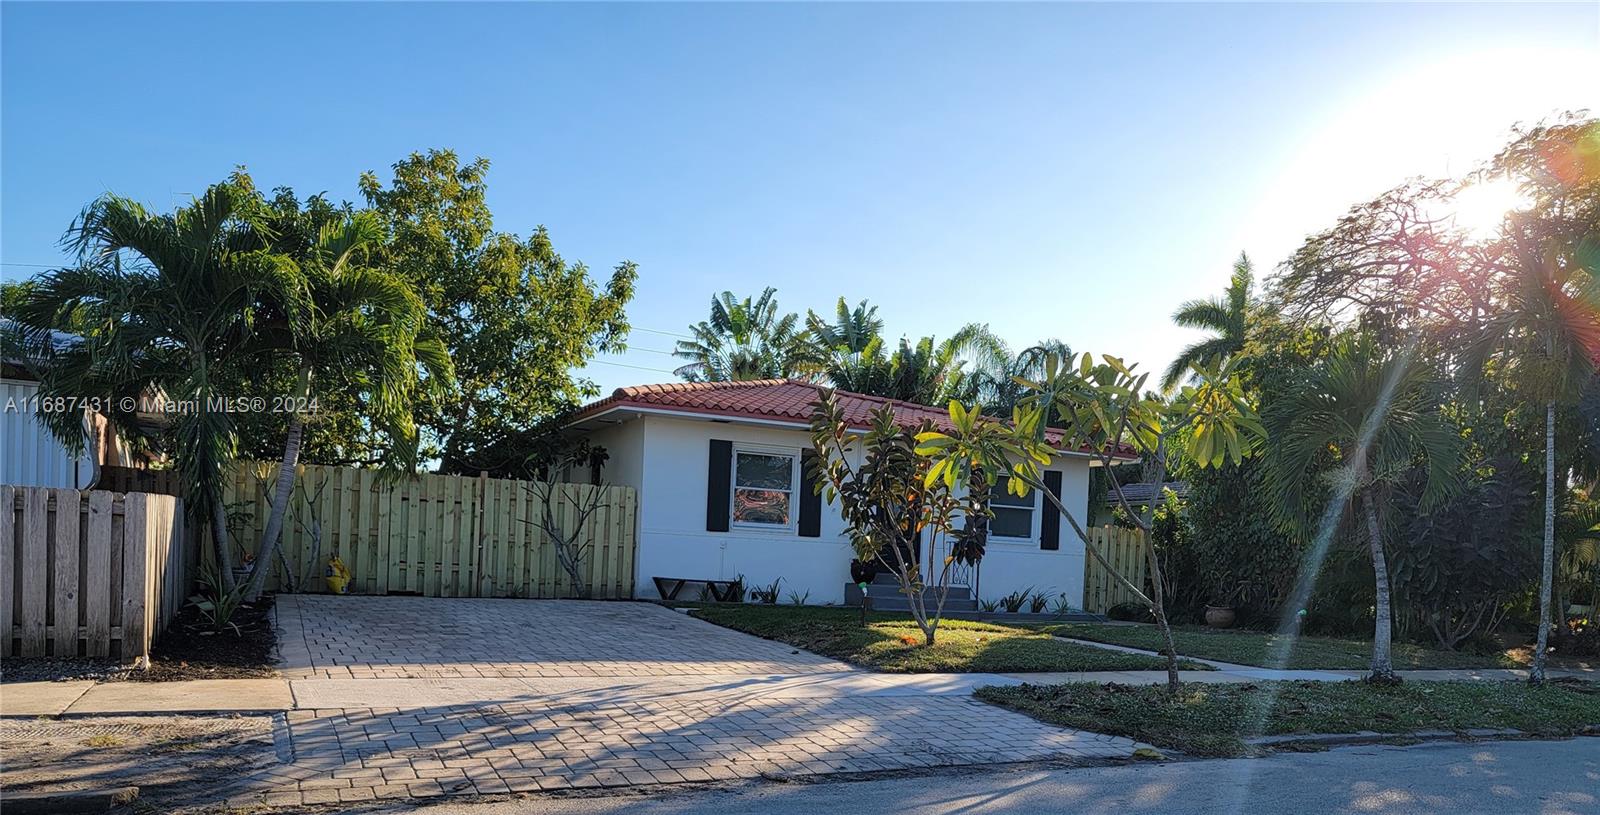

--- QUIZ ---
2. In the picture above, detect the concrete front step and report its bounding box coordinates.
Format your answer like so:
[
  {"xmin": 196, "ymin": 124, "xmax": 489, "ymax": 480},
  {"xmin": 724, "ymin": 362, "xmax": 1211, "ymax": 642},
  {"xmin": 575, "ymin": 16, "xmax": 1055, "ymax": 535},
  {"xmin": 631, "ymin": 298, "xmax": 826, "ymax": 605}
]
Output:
[
  {"xmin": 869, "ymin": 597, "xmax": 980, "ymax": 612},
  {"xmin": 845, "ymin": 582, "xmax": 975, "ymax": 609}
]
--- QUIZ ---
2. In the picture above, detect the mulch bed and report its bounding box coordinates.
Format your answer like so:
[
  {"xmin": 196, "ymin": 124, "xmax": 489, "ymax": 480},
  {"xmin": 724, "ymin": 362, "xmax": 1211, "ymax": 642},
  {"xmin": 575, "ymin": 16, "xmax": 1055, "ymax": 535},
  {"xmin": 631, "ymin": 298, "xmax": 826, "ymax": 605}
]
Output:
[
  {"xmin": 131, "ymin": 595, "xmax": 279, "ymax": 682},
  {"xmin": 1, "ymin": 597, "xmax": 278, "ymax": 684}
]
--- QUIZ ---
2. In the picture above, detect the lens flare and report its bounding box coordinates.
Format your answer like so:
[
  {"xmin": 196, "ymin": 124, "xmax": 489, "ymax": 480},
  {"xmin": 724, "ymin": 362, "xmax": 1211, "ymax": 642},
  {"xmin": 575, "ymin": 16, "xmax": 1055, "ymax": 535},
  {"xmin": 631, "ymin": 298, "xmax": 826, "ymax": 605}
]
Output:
[{"xmin": 1446, "ymin": 178, "xmax": 1528, "ymax": 238}]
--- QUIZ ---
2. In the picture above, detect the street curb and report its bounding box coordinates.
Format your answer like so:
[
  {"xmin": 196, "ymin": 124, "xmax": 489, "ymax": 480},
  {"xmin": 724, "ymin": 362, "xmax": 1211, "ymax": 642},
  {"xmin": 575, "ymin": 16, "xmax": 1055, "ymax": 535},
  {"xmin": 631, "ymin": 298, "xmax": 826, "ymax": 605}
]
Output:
[
  {"xmin": 1245, "ymin": 726, "xmax": 1600, "ymax": 748},
  {"xmin": 1, "ymin": 786, "xmax": 139, "ymax": 814},
  {"xmin": 2, "ymin": 706, "xmax": 292, "ymax": 720}
]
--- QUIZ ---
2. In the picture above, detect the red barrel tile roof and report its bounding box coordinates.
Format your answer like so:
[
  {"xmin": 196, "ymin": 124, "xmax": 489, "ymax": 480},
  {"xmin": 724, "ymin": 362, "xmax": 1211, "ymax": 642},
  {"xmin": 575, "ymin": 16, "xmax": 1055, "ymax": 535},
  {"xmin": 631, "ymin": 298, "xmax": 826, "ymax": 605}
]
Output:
[{"xmin": 569, "ymin": 378, "xmax": 1132, "ymax": 458}]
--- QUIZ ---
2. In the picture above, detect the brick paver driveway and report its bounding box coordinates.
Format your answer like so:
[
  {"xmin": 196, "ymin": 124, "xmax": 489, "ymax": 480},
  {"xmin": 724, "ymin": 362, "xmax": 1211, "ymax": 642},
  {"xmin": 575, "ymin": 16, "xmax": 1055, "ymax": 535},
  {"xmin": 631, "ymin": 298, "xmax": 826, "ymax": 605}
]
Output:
[
  {"xmin": 275, "ymin": 595, "xmax": 850, "ymax": 679},
  {"xmin": 240, "ymin": 596, "xmax": 1141, "ymax": 809}
]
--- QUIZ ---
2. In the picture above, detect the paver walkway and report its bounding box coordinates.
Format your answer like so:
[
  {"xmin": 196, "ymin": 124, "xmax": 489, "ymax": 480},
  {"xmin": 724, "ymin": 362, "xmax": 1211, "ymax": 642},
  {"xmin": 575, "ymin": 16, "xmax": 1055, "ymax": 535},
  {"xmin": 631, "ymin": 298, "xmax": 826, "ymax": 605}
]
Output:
[{"xmin": 276, "ymin": 595, "xmax": 852, "ymax": 678}]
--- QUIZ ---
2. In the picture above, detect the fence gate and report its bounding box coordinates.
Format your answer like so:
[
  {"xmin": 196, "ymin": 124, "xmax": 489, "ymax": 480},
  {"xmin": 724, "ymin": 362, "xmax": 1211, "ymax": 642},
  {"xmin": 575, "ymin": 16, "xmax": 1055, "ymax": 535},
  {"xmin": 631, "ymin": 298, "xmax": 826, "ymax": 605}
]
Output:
[
  {"xmin": 220, "ymin": 463, "xmax": 638, "ymax": 599},
  {"xmin": 1081, "ymin": 525, "xmax": 1148, "ymax": 615}
]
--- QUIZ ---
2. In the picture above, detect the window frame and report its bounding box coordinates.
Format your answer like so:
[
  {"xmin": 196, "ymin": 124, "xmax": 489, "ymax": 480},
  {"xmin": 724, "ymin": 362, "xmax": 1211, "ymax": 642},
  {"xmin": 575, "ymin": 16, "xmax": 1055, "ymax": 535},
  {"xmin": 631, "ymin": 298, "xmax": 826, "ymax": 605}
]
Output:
[
  {"xmin": 989, "ymin": 474, "xmax": 1039, "ymax": 541},
  {"xmin": 729, "ymin": 443, "xmax": 801, "ymax": 532}
]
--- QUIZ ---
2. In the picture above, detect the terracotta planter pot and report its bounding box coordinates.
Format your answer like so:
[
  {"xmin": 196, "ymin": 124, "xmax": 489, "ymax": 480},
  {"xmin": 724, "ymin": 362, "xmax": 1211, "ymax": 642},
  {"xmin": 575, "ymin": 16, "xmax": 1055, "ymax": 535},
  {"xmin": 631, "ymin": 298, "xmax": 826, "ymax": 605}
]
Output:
[{"xmin": 1204, "ymin": 606, "xmax": 1237, "ymax": 629}]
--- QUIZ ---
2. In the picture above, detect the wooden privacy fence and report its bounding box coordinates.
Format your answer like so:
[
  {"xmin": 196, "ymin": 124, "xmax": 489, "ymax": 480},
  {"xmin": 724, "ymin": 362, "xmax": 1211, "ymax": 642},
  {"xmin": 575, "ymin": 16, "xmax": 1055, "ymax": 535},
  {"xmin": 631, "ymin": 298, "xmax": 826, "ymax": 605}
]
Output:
[
  {"xmin": 96, "ymin": 465, "xmax": 182, "ymax": 497},
  {"xmin": 1082, "ymin": 525, "xmax": 1149, "ymax": 615},
  {"xmin": 222, "ymin": 463, "xmax": 638, "ymax": 599},
  {"xmin": 2, "ymin": 486, "xmax": 188, "ymax": 659}
]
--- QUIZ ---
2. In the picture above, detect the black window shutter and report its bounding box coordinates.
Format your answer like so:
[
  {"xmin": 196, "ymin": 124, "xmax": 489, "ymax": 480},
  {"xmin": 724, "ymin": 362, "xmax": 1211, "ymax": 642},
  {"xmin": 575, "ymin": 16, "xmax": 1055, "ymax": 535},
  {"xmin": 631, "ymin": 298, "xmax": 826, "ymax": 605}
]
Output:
[
  {"xmin": 798, "ymin": 451, "xmax": 822, "ymax": 537},
  {"xmin": 706, "ymin": 439, "xmax": 732, "ymax": 532},
  {"xmin": 1041, "ymin": 470, "xmax": 1063, "ymax": 550}
]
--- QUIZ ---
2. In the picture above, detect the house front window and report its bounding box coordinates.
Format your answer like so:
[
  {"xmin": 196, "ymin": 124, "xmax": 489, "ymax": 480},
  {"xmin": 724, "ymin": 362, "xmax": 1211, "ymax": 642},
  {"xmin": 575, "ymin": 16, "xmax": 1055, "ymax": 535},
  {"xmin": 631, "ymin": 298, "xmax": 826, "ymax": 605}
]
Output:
[
  {"xmin": 990, "ymin": 475, "xmax": 1035, "ymax": 539},
  {"xmin": 732, "ymin": 447, "xmax": 797, "ymax": 528}
]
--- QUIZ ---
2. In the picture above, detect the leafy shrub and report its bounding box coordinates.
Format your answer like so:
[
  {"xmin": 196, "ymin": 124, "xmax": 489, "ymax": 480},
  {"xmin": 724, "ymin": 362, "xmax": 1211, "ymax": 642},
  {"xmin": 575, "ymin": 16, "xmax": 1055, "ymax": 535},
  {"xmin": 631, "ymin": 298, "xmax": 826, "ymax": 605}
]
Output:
[
  {"xmin": 750, "ymin": 578, "xmax": 784, "ymax": 605},
  {"xmin": 1028, "ymin": 592, "xmax": 1051, "ymax": 614},
  {"xmin": 1000, "ymin": 587, "xmax": 1034, "ymax": 613},
  {"xmin": 1552, "ymin": 617, "xmax": 1599, "ymax": 657},
  {"xmin": 188, "ymin": 562, "xmax": 250, "ymax": 635},
  {"xmin": 787, "ymin": 589, "xmax": 811, "ymax": 606},
  {"xmin": 1108, "ymin": 602, "xmax": 1154, "ymax": 622}
]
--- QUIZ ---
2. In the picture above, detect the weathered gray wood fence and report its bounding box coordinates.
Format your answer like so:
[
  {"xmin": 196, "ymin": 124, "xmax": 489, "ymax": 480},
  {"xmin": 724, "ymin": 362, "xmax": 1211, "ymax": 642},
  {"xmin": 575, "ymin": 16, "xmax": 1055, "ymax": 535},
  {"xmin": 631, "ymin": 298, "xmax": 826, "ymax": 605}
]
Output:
[{"xmin": 1, "ymin": 486, "xmax": 188, "ymax": 659}]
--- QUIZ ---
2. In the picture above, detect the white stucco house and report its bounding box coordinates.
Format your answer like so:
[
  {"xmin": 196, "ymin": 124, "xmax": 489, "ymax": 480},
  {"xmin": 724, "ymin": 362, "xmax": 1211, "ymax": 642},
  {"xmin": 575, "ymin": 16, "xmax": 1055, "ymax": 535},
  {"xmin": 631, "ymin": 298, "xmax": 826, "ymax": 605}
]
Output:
[{"xmin": 569, "ymin": 379, "xmax": 1116, "ymax": 609}]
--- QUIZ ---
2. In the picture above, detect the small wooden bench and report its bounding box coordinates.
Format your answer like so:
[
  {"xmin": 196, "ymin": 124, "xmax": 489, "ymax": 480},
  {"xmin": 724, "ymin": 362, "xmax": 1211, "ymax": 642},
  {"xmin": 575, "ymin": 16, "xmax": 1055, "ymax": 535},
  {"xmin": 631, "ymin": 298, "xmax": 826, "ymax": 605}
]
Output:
[{"xmin": 653, "ymin": 576, "xmax": 741, "ymax": 602}]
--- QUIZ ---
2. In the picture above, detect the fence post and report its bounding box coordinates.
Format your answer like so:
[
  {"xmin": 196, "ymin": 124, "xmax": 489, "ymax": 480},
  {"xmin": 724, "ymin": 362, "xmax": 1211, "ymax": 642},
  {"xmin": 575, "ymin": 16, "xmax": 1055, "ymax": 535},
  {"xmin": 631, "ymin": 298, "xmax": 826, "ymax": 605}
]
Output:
[{"xmin": 1, "ymin": 485, "xmax": 14, "ymax": 657}]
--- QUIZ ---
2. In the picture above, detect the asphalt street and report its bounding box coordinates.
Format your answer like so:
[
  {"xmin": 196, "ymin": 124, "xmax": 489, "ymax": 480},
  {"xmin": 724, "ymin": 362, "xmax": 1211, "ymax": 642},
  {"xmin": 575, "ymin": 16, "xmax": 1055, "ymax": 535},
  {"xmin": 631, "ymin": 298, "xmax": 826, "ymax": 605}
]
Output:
[{"xmin": 360, "ymin": 739, "xmax": 1598, "ymax": 815}]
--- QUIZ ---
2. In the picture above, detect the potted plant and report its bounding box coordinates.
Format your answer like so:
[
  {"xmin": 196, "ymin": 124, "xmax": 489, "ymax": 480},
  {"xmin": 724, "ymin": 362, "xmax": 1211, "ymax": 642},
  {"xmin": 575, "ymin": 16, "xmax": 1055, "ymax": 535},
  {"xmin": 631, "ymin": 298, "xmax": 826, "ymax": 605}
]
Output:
[
  {"xmin": 1204, "ymin": 582, "xmax": 1245, "ymax": 629},
  {"xmin": 849, "ymin": 558, "xmax": 878, "ymax": 585}
]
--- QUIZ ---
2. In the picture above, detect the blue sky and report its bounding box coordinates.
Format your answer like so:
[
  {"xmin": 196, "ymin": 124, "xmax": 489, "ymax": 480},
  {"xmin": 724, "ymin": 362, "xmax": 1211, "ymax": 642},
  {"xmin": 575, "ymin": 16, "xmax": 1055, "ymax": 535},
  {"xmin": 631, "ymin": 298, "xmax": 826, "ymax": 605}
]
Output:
[{"xmin": 3, "ymin": 2, "xmax": 1596, "ymax": 396}]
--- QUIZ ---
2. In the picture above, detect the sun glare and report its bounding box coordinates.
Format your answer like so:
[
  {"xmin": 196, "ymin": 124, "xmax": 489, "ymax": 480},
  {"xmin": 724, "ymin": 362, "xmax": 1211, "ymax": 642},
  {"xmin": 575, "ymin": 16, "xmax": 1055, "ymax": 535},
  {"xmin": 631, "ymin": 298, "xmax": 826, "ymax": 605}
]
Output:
[{"xmin": 1443, "ymin": 178, "xmax": 1528, "ymax": 238}]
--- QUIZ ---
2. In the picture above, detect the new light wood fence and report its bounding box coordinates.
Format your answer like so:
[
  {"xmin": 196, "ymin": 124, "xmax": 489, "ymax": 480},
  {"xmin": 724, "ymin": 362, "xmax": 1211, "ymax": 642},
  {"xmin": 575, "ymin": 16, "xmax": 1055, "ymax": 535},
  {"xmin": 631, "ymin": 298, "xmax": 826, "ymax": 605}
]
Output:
[
  {"xmin": 2, "ymin": 486, "xmax": 188, "ymax": 659},
  {"xmin": 222, "ymin": 463, "xmax": 638, "ymax": 599},
  {"xmin": 1081, "ymin": 525, "xmax": 1149, "ymax": 615}
]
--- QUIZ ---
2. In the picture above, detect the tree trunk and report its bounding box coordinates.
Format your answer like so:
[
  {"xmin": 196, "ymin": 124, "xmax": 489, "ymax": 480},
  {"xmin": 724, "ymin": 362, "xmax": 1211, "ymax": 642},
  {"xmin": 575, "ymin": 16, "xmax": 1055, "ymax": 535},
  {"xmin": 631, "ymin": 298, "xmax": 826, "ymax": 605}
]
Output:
[
  {"xmin": 1145, "ymin": 541, "xmax": 1181, "ymax": 692},
  {"xmin": 243, "ymin": 413, "xmax": 305, "ymax": 602},
  {"xmin": 1362, "ymin": 493, "xmax": 1398, "ymax": 684},
  {"xmin": 1531, "ymin": 400, "xmax": 1556, "ymax": 685},
  {"xmin": 210, "ymin": 490, "xmax": 238, "ymax": 592},
  {"xmin": 1139, "ymin": 440, "xmax": 1181, "ymax": 693}
]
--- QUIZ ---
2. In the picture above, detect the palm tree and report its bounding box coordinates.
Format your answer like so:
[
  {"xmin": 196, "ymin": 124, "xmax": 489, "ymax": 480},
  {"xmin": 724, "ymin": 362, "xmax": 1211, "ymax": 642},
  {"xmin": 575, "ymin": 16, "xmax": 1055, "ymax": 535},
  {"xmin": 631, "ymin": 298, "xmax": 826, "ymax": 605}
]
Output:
[
  {"xmin": 11, "ymin": 181, "xmax": 303, "ymax": 590},
  {"xmin": 956, "ymin": 339, "xmax": 1073, "ymax": 416},
  {"xmin": 1476, "ymin": 119, "xmax": 1600, "ymax": 683},
  {"xmin": 241, "ymin": 210, "xmax": 452, "ymax": 601},
  {"xmin": 807, "ymin": 297, "xmax": 884, "ymax": 357},
  {"xmin": 1163, "ymin": 253, "xmax": 1254, "ymax": 391},
  {"xmin": 673, "ymin": 288, "xmax": 806, "ymax": 381},
  {"xmin": 821, "ymin": 323, "xmax": 1004, "ymax": 405},
  {"xmin": 805, "ymin": 297, "xmax": 884, "ymax": 380},
  {"xmin": 1265, "ymin": 334, "xmax": 1462, "ymax": 683}
]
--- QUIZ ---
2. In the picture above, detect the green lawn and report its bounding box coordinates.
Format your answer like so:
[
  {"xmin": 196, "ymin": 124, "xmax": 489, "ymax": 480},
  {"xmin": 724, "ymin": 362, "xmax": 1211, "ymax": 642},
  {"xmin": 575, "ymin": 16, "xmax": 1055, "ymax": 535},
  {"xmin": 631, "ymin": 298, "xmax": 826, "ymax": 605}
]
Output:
[
  {"xmin": 977, "ymin": 680, "xmax": 1600, "ymax": 757},
  {"xmin": 687, "ymin": 605, "xmax": 1210, "ymax": 674},
  {"xmin": 1040, "ymin": 623, "xmax": 1520, "ymax": 670}
]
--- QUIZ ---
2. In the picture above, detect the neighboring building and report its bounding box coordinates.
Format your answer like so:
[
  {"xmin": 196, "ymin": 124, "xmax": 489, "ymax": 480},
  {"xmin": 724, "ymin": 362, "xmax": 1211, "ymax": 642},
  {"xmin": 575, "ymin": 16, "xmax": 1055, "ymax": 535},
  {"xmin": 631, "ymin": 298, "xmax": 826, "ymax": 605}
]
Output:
[
  {"xmin": 1, "ymin": 319, "xmax": 156, "ymax": 489},
  {"xmin": 1094, "ymin": 480, "xmax": 1188, "ymax": 525},
  {"xmin": 568, "ymin": 379, "xmax": 1126, "ymax": 608}
]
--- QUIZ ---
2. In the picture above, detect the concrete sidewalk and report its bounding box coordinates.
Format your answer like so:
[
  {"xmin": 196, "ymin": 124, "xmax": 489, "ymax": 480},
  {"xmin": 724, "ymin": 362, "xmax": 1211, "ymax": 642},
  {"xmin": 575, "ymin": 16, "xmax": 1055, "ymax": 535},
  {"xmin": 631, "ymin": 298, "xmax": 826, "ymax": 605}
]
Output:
[
  {"xmin": 2, "ymin": 678, "xmax": 292, "ymax": 717},
  {"xmin": 4, "ymin": 665, "xmax": 1578, "ymax": 718}
]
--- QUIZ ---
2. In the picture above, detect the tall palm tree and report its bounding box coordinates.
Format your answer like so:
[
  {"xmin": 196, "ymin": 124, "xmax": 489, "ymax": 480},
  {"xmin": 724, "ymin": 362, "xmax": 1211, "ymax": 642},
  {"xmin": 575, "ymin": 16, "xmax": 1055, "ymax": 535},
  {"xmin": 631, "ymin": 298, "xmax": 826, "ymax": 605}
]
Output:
[
  {"xmin": 11, "ymin": 181, "xmax": 303, "ymax": 590},
  {"xmin": 242, "ymin": 210, "xmax": 452, "ymax": 601},
  {"xmin": 1477, "ymin": 119, "xmax": 1600, "ymax": 683},
  {"xmin": 1265, "ymin": 334, "xmax": 1462, "ymax": 683},
  {"xmin": 673, "ymin": 288, "xmax": 806, "ymax": 381},
  {"xmin": 1163, "ymin": 253, "xmax": 1254, "ymax": 391}
]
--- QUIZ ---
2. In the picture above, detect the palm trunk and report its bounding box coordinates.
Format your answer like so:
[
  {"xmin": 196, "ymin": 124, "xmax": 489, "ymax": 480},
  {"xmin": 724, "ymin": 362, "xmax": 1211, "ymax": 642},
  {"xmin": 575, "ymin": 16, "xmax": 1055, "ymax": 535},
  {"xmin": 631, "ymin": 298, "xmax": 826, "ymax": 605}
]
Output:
[
  {"xmin": 1531, "ymin": 400, "xmax": 1556, "ymax": 685},
  {"xmin": 1362, "ymin": 493, "xmax": 1398, "ymax": 684},
  {"xmin": 243, "ymin": 413, "xmax": 304, "ymax": 602},
  {"xmin": 210, "ymin": 489, "xmax": 238, "ymax": 592}
]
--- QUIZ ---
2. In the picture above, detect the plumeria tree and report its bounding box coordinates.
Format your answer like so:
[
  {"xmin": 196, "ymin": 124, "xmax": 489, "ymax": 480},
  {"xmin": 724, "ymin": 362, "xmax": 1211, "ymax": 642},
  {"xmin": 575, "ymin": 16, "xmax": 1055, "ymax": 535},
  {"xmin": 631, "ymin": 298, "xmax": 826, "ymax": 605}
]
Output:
[
  {"xmin": 918, "ymin": 353, "xmax": 1263, "ymax": 692},
  {"xmin": 808, "ymin": 389, "xmax": 1036, "ymax": 645}
]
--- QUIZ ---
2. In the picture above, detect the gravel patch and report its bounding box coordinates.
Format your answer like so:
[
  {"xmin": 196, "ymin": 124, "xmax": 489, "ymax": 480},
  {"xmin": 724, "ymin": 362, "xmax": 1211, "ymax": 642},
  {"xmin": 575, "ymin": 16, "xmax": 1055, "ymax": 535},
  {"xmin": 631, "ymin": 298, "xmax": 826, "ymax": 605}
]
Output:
[{"xmin": 0, "ymin": 658, "xmax": 131, "ymax": 684}]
